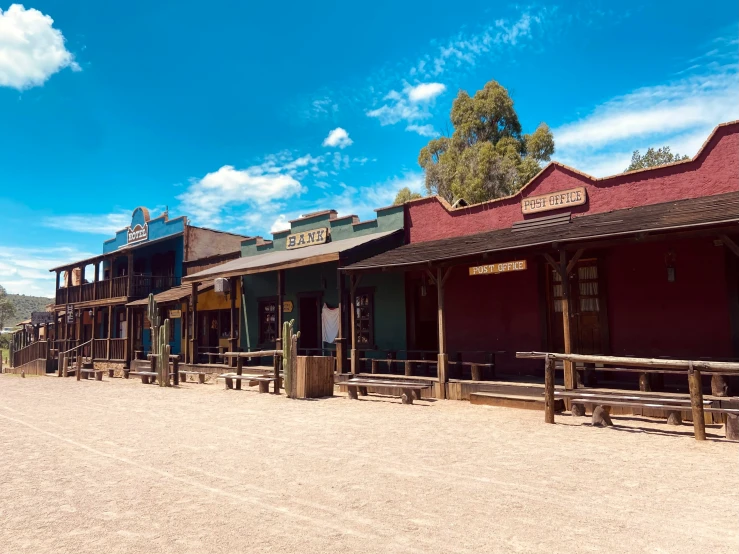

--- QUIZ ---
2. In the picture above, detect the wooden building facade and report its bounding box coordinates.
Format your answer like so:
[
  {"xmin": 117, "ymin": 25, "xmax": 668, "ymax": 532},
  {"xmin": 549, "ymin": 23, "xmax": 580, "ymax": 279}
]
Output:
[{"xmin": 342, "ymin": 121, "xmax": 739, "ymax": 399}]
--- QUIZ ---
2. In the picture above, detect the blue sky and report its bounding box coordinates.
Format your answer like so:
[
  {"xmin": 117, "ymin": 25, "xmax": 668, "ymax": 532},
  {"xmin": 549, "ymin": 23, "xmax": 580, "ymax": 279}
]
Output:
[{"xmin": 0, "ymin": 0, "xmax": 737, "ymax": 296}]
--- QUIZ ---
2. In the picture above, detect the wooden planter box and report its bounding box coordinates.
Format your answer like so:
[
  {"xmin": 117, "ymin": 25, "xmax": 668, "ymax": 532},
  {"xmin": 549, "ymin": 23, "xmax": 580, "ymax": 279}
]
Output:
[{"xmin": 295, "ymin": 356, "xmax": 334, "ymax": 399}]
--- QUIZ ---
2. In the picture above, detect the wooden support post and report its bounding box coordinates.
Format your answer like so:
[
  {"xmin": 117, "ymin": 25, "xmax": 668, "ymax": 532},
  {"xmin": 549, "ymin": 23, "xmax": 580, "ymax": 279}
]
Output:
[
  {"xmin": 93, "ymin": 261, "xmax": 99, "ymax": 300},
  {"xmin": 405, "ymin": 360, "xmax": 413, "ymax": 376},
  {"xmin": 559, "ymin": 250, "xmax": 576, "ymax": 390},
  {"xmin": 236, "ymin": 356, "xmax": 243, "ymax": 390},
  {"xmin": 471, "ymin": 364, "xmax": 482, "ymax": 381},
  {"xmin": 544, "ymin": 354, "xmax": 555, "ymax": 424},
  {"xmin": 91, "ymin": 307, "xmax": 97, "ymax": 360},
  {"xmin": 124, "ymin": 306, "xmax": 133, "ymax": 369},
  {"xmin": 190, "ymin": 282, "xmax": 199, "ymax": 364},
  {"xmin": 711, "ymin": 374, "xmax": 729, "ymax": 397},
  {"xmin": 169, "ymin": 356, "xmax": 178, "ymax": 385},
  {"xmin": 349, "ymin": 274, "xmax": 360, "ymax": 374},
  {"xmin": 76, "ymin": 352, "xmax": 82, "ymax": 381},
  {"xmin": 127, "ymin": 253, "xmax": 133, "ymax": 297},
  {"xmin": 435, "ymin": 266, "xmax": 450, "ymax": 400},
  {"xmin": 108, "ymin": 257, "xmax": 114, "ymax": 298},
  {"xmin": 229, "ymin": 277, "xmax": 238, "ymax": 367},
  {"xmin": 335, "ymin": 268, "xmax": 346, "ymax": 373},
  {"xmin": 688, "ymin": 363, "xmax": 706, "ymax": 441},
  {"xmin": 106, "ymin": 307, "xmax": 113, "ymax": 360},
  {"xmin": 273, "ymin": 352, "xmax": 281, "ymax": 394},
  {"xmin": 371, "ymin": 359, "xmax": 378, "ymax": 374}
]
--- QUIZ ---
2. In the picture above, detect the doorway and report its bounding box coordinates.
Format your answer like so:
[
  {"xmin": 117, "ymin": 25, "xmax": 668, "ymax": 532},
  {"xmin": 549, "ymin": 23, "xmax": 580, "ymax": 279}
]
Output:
[
  {"xmin": 547, "ymin": 258, "xmax": 609, "ymax": 354},
  {"xmin": 298, "ymin": 294, "xmax": 321, "ymax": 352}
]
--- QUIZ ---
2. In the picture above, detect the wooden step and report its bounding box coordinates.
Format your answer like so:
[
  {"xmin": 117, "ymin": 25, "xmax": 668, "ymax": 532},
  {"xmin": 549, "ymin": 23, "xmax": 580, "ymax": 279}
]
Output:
[{"xmin": 469, "ymin": 392, "xmax": 546, "ymax": 410}]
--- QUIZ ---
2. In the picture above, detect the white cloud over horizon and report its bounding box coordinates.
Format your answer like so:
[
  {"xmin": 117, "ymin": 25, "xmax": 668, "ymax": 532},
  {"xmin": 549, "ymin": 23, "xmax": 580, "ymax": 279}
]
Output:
[
  {"xmin": 42, "ymin": 211, "xmax": 134, "ymax": 236},
  {"xmin": 0, "ymin": 245, "xmax": 96, "ymax": 297},
  {"xmin": 553, "ymin": 40, "xmax": 739, "ymax": 177},
  {"xmin": 322, "ymin": 127, "xmax": 353, "ymax": 148},
  {"xmin": 0, "ymin": 4, "xmax": 80, "ymax": 90}
]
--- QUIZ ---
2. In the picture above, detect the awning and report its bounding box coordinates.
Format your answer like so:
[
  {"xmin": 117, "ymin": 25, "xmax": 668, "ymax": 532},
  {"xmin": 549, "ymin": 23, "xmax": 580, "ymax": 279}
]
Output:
[
  {"xmin": 343, "ymin": 192, "xmax": 739, "ymax": 271},
  {"xmin": 183, "ymin": 229, "xmax": 403, "ymax": 283},
  {"xmin": 126, "ymin": 281, "xmax": 214, "ymax": 307}
]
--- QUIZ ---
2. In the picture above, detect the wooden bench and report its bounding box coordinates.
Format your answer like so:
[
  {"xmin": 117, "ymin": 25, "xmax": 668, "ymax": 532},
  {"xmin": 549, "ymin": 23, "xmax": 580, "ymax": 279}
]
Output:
[
  {"xmin": 129, "ymin": 371, "xmax": 164, "ymax": 385},
  {"xmin": 179, "ymin": 370, "xmax": 207, "ymax": 384},
  {"xmin": 79, "ymin": 368, "xmax": 104, "ymax": 381},
  {"xmin": 219, "ymin": 373, "xmax": 280, "ymax": 393},
  {"xmin": 345, "ymin": 378, "xmax": 433, "ymax": 404},
  {"xmin": 564, "ymin": 393, "xmax": 739, "ymax": 439}
]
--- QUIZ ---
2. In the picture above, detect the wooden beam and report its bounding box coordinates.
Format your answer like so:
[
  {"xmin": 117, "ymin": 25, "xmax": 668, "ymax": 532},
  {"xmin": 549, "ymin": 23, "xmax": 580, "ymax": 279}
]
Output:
[
  {"xmin": 336, "ymin": 268, "xmax": 346, "ymax": 373},
  {"xmin": 276, "ymin": 270, "xmax": 284, "ymax": 344},
  {"xmin": 543, "ymin": 253, "xmax": 560, "ymax": 275},
  {"xmin": 720, "ymin": 234, "xmax": 739, "ymax": 258},
  {"xmin": 350, "ymin": 274, "xmax": 358, "ymax": 374},
  {"xmin": 229, "ymin": 276, "xmax": 237, "ymax": 366},
  {"xmin": 559, "ymin": 249, "xmax": 576, "ymax": 390},
  {"xmin": 436, "ymin": 266, "xmax": 448, "ymax": 399},
  {"xmin": 425, "ymin": 268, "xmax": 438, "ymax": 287},
  {"xmin": 566, "ymin": 248, "xmax": 584, "ymax": 274},
  {"xmin": 190, "ymin": 282, "xmax": 199, "ymax": 364}
]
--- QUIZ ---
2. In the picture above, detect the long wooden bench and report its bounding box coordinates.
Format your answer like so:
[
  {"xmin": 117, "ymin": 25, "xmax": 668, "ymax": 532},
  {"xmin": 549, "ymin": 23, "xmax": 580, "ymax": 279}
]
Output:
[
  {"xmin": 345, "ymin": 378, "xmax": 433, "ymax": 404},
  {"xmin": 219, "ymin": 373, "xmax": 281, "ymax": 393},
  {"xmin": 129, "ymin": 371, "xmax": 172, "ymax": 385}
]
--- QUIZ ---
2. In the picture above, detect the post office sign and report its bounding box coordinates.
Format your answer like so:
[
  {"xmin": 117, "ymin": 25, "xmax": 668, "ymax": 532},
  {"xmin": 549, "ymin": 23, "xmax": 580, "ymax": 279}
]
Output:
[
  {"xmin": 521, "ymin": 187, "xmax": 587, "ymax": 214},
  {"xmin": 469, "ymin": 260, "xmax": 527, "ymax": 276}
]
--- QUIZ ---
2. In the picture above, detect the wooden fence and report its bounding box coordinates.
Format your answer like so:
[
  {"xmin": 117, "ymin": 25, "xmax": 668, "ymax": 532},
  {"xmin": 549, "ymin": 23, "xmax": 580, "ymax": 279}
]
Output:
[
  {"xmin": 10, "ymin": 341, "xmax": 50, "ymax": 375},
  {"xmin": 518, "ymin": 352, "xmax": 739, "ymax": 441}
]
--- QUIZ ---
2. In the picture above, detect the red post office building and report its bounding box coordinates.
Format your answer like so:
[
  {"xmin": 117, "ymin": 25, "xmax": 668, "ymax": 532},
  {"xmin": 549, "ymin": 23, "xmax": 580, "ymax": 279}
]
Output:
[{"xmin": 343, "ymin": 121, "xmax": 739, "ymax": 400}]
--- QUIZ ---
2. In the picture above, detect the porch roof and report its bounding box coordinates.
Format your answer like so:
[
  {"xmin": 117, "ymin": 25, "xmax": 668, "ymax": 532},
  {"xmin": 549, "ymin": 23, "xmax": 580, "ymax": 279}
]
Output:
[
  {"xmin": 182, "ymin": 229, "xmax": 403, "ymax": 283},
  {"xmin": 126, "ymin": 281, "xmax": 214, "ymax": 307},
  {"xmin": 342, "ymin": 192, "xmax": 739, "ymax": 271}
]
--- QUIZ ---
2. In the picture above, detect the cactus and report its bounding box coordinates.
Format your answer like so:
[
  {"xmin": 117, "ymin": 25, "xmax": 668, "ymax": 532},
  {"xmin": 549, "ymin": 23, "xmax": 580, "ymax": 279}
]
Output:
[
  {"xmin": 282, "ymin": 320, "xmax": 300, "ymax": 398},
  {"xmin": 157, "ymin": 319, "xmax": 171, "ymax": 386},
  {"xmin": 146, "ymin": 293, "xmax": 171, "ymax": 387}
]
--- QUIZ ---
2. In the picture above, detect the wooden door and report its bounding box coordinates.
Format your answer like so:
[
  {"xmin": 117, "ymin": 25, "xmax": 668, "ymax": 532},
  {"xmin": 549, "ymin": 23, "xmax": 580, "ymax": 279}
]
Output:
[{"xmin": 547, "ymin": 258, "xmax": 608, "ymax": 354}]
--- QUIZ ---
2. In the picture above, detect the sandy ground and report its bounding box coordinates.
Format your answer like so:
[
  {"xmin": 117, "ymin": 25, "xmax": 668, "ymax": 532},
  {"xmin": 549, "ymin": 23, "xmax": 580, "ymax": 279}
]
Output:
[{"xmin": 0, "ymin": 375, "xmax": 737, "ymax": 554}]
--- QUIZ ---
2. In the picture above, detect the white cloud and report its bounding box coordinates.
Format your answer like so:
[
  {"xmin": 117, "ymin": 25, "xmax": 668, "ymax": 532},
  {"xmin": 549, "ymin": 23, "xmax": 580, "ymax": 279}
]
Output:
[
  {"xmin": 0, "ymin": 245, "xmax": 96, "ymax": 297},
  {"xmin": 0, "ymin": 4, "xmax": 80, "ymax": 90},
  {"xmin": 367, "ymin": 82, "xmax": 447, "ymax": 132},
  {"xmin": 42, "ymin": 211, "xmax": 133, "ymax": 235},
  {"xmin": 270, "ymin": 215, "xmax": 290, "ymax": 233},
  {"xmin": 322, "ymin": 127, "xmax": 353, "ymax": 149},
  {"xmin": 405, "ymin": 124, "xmax": 439, "ymax": 137},
  {"xmin": 553, "ymin": 42, "xmax": 739, "ymax": 177},
  {"xmin": 407, "ymin": 82, "xmax": 446, "ymax": 102}
]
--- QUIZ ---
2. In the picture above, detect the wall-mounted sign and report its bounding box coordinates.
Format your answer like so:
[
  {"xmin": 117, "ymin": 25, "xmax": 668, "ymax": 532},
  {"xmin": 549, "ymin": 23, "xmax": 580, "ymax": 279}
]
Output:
[
  {"xmin": 169, "ymin": 309, "xmax": 182, "ymax": 319},
  {"xmin": 66, "ymin": 305, "xmax": 74, "ymax": 324},
  {"xmin": 126, "ymin": 207, "xmax": 150, "ymax": 245},
  {"xmin": 521, "ymin": 186, "xmax": 587, "ymax": 215},
  {"xmin": 286, "ymin": 227, "xmax": 329, "ymax": 250},
  {"xmin": 31, "ymin": 312, "xmax": 54, "ymax": 325},
  {"xmin": 283, "ymin": 300, "xmax": 294, "ymax": 313},
  {"xmin": 469, "ymin": 260, "xmax": 527, "ymax": 276}
]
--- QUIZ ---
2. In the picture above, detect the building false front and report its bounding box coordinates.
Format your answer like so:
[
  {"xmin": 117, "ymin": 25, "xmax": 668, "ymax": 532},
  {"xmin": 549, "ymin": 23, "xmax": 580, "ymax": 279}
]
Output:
[
  {"xmin": 49, "ymin": 207, "xmax": 245, "ymax": 366},
  {"xmin": 183, "ymin": 206, "xmax": 406, "ymax": 370}
]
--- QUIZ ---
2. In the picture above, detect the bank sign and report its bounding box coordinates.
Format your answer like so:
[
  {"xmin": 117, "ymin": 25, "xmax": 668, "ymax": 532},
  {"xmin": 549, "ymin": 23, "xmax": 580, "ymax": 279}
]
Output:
[
  {"xmin": 286, "ymin": 227, "xmax": 329, "ymax": 250},
  {"xmin": 521, "ymin": 187, "xmax": 587, "ymax": 215}
]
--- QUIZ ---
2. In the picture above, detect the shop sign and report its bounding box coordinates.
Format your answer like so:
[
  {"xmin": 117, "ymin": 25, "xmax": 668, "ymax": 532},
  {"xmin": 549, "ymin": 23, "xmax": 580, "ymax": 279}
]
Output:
[
  {"xmin": 521, "ymin": 186, "xmax": 587, "ymax": 215},
  {"xmin": 31, "ymin": 312, "xmax": 54, "ymax": 325},
  {"xmin": 126, "ymin": 207, "xmax": 150, "ymax": 245},
  {"xmin": 469, "ymin": 260, "xmax": 527, "ymax": 276},
  {"xmin": 286, "ymin": 227, "xmax": 329, "ymax": 250},
  {"xmin": 66, "ymin": 305, "xmax": 74, "ymax": 324},
  {"xmin": 169, "ymin": 309, "xmax": 182, "ymax": 319},
  {"xmin": 282, "ymin": 300, "xmax": 294, "ymax": 313}
]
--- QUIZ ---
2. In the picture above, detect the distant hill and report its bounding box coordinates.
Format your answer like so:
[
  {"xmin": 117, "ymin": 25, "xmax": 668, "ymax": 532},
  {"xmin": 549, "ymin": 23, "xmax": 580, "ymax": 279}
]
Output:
[{"xmin": 5, "ymin": 294, "xmax": 53, "ymax": 327}]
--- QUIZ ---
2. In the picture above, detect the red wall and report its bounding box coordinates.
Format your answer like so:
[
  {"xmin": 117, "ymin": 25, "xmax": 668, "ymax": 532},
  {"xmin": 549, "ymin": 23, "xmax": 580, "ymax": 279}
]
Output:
[
  {"xmin": 444, "ymin": 257, "xmax": 543, "ymax": 374},
  {"xmin": 605, "ymin": 238, "xmax": 732, "ymax": 359},
  {"xmin": 407, "ymin": 123, "xmax": 739, "ymax": 243}
]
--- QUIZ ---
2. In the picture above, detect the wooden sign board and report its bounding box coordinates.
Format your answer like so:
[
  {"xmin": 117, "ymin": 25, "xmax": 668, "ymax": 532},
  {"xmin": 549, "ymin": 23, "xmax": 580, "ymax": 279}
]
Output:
[
  {"xmin": 169, "ymin": 309, "xmax": 182, "ymax": 319},
  {"xmin": 469, "ymin": 260, "xmax": 527, "ymax": 276},
  {"xmin": 286, "ymin": 228, "xmax": 329, "ymax": 250},
  {"xmin": 31, "ymin": 312, "xmax": 54, "ymax": 325},
  {"xmin": 521, "ymin": 187, "xmax": 587, "ymax": 214},
  {"xmin": 283, "ymin": 300, "xmax": 294, "ymax": 313},
  {"xmin": 66, "ymin": 305, "xmax": 74, "ymax": 324}
]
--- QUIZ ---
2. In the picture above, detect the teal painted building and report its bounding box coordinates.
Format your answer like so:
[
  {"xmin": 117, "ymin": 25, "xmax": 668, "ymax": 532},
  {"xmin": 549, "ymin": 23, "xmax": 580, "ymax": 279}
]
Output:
[{"xmin": 184, "ymin": 206, "xmax": 407, "ymax": 370}]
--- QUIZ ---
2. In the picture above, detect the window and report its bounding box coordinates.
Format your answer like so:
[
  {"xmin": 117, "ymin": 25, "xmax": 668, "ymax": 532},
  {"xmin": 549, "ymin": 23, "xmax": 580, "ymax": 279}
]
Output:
[
  {"xmin": 551, "ymin": 269, "xmax": 564, "ymax": 313},
  {"xmin": 578, "ymin": 264, "xmax": 600, "ymax": 313},
  {"xmin": 354, "ymin": 289, "xmax": 374, "ymax": 347},
  {"xmin": 219, "ymin": 311, "xmax": 231, "ymax": 339},
  {"xmin": 258, "ymin": 300, "xmax": 277, "ymax": 345}
]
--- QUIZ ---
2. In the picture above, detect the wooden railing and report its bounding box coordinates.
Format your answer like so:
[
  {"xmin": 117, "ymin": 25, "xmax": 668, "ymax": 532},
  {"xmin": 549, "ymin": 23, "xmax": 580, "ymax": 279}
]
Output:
[
  {"xmin": 13, "ymin": 340, "xmax": 49, "ymax": 368},
  {"xmin": 109, "ymin": 338, "xmax": 126, "ymax": 361},
  {"xmin": 81, "ymin": 282, "xmax": 95, "ymax": 302},
  {"xmin": 130, "ymin": 274, "xmax": 179, "ymax": 299},
  {"xmin": 110, "ymin": 276, "xmax": 128, "ymax": 298},
  {"xmin": 53, "ymin": 274, "xmax": 178, "ymax": 306},
  {"xmin": 93, "ymin": 339, "xmax": 108, "ymax": 360}
]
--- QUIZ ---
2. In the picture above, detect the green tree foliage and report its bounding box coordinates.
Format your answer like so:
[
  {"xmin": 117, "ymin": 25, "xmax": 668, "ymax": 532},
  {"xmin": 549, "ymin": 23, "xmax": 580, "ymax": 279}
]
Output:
[
  {"xmin": 418, "ymin": 80, "xmax": 554, "ymax": 205},
  {"xmin": 393, "ymin": 187, "xmax": 423, "ymax": 205},
  {"xmin": 625, "ymin": 147, "xmax": 689, "ymax": 172},
  {"xmin": 0, "ymin": 285, "xmax": 17, "ymax": 329},
  {"xmin": 0, "ymin": 291, "xmax": 51, "ymax": 328}
]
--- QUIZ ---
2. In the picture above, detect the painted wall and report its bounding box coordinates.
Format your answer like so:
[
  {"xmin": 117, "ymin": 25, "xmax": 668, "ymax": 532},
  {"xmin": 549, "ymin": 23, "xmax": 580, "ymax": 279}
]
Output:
[
  {"xmin": 407, "ymin": 123, "xmax": 739, "ymax": 243},
  {"xmin": 443, "ymin": 257, "xmax": 544, "ymax": 374},
  {"xmin": 240, "ymin": 261, "xmax": 406, "ymax": 353},
  {"xmin": 185, "ymin": 227, "xmax": 244, "ymax": 262},
  {"xmin": 605, "ymin": 238, "xmax": 732, "ymax": 358},
  {"xmin": 103, "ymin": 212, "xmax": 186, "ymax": 253}
]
